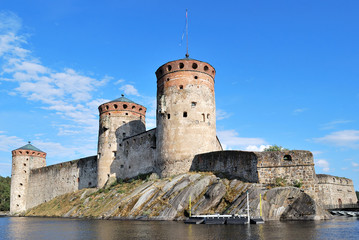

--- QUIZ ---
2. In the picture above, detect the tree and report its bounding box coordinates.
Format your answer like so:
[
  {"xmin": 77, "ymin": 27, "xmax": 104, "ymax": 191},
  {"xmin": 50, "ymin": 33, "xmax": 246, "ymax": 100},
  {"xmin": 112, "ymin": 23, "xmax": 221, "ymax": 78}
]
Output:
[
  {"xmin": 264, "ymin": 145, "xmax": 289, "ymax": 152},
  {"xmin": 0, "ymin": 176, "xmax": 11, "ymax": 211}
]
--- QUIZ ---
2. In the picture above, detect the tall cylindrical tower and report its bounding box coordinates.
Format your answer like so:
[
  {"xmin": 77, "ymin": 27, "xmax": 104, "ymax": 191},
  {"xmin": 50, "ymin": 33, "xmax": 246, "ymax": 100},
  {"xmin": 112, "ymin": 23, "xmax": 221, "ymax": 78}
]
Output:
[
  {"xmin": 155, "ymin": 58, "xmax": 218, "ymax": 177},
  {"xmin": 10, "ymin": 142, "xmax": 46, "ymax": 214},
  {"xmin": 97, "ymin": 95, "xmax": 146, "ymax": 187}
]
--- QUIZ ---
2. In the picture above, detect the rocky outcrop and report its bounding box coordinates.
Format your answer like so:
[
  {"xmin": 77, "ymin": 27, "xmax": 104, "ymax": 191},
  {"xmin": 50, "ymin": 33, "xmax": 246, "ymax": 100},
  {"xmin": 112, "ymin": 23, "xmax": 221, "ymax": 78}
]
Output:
[{"xmin": 25, "ymin": 173, "xmax": 331, "ymax": 221}]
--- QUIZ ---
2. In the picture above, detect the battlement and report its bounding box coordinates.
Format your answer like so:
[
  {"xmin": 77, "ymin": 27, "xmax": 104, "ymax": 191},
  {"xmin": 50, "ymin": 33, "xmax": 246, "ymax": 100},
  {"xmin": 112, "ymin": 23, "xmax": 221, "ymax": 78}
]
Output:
[
  {"xmin": 155, "ymin": 58, "xmax": 215, "ymax": 83},
  {"xmin": 316, "ymin": 174, "xmax": 353, "ymax": 186},
  {"xmin": 98, "ymin": 101, "xmax": 146, "ymax": 119},
  {"xmin": 12, "ymin": 149, "xmax": 46, "ymax": 158}
]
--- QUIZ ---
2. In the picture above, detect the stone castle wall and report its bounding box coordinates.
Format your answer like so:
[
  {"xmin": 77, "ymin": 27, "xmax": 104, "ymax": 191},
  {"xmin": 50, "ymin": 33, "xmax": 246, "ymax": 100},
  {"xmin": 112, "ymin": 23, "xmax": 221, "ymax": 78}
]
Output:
[
  {"xmin": 256, "ymin": 151, "xmax": 316, "ymax": 194},
  {"xmin": 26, "ymin": 156, "xmax": 97, "ymax": 209},
  {"xmin": 315, "ymin": 174, "xmax": 358, "ymax": 206},
  {"xmin": 115, "ymin": 129, "xmax": 156, "ymax": 180},
  {"xmin": 191, "ymin": 150, "xmax": 317, "ymax": 195}
]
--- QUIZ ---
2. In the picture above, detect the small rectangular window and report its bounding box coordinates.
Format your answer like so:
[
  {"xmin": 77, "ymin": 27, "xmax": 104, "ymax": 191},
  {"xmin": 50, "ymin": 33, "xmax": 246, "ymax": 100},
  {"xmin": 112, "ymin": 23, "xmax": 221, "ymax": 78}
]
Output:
[
  {"xmin": 123, "ymin": 133, "xmax": 126, "ymax": 137},
  {"xmin": 191, "ymin": 102, "xmax": 197, "ymax": 107},
  {"xmin": 167, "ymin": 114, "xmax": 171, "ymax": 119},
  {"xmin": 113, "ymin": 151, "xmax": 116, "ymax": 157},
  {"xmin": 183, "ymin": 112, "xmax": 187, "ymax": 117}
]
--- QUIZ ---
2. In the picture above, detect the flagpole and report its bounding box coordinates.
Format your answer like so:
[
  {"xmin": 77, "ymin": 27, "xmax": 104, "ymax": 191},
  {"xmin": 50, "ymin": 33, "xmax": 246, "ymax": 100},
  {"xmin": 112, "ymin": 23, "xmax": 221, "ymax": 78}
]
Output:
[{"xmin": 185, "ymin": 9, "xmax": 189, "ymax": 58}]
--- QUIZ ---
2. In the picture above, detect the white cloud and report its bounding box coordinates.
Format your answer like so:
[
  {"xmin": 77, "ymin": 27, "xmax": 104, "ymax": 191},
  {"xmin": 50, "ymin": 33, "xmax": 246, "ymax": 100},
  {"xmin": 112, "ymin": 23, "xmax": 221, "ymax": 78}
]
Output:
[
  {"xmin": 314, "ymin": 130, "xmax": 359, "ymax": 149},
  {"xmin": 0, "ymin": 12, "xmax": 111, "ymax": 136},
  {"xmin": 293, "ymin": 108, "xmax": 307, "ymax": 115},
  {"xmin": 352, "ymin": 162, "xmax": 359, "ymax": 167},
  {"xmin": 320, "ymin": 120, "xmax": 352, "ymax": 130},
  {"xmin": 114, "ymin": 79, "xmax": 125, "ymax": 85},
  {"xmin": 0, "ymin": 132, "xmax": 25, "ymax": 152},
  {"xmin": 217, "ymin": 130, "xmax": 266, "ymax": 150},
  {"xmin": 245, "ymin": 144, "xmax": 271, "ymax": 152},
  {"xmin": 311, "ymin": 150, "xmax": 323, "ymax": 156},
  {"xmin": 120, "ymin": 84, "xmax": 140, "ymax": 96},
  {"xmin": 216, "ymin": 109, "xmax": 232, "ymax": 120},
  {"xmin": 315, "ymin": 159, "xmax": 330, "ymax": 172}
]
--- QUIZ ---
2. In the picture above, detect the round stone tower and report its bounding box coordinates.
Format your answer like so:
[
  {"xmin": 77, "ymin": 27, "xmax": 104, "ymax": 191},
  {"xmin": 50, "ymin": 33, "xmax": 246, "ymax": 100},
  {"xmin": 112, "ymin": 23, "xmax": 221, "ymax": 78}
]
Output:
[
  {"xmin": 10, "ymin": 142, "xmax": 46, "ymax": 214},
  {"xmin": 155, "ymin": 58, "xmax": 218, "ymax": 177},
  {"xmin": 97, "ymin": 95, "xmax": 146, "ymax": 187}
]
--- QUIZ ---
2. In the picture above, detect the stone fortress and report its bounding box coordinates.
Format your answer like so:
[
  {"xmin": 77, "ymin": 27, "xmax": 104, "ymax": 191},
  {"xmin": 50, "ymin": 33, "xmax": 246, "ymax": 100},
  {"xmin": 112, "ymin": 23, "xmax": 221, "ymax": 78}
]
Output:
[{"xmin": 10, "ymin": 57, "xmax": 357, "ymax": 215}]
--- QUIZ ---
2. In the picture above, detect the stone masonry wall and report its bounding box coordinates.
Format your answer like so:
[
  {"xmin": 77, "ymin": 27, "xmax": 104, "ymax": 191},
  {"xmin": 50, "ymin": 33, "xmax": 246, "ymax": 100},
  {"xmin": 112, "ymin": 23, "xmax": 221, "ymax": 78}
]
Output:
[
  {"xmin": 315, "ymin": 174, "xmax": 358, "ymax": 206},
  {"xmin": 26, "ymin": 156, "xmax": 97, "ymax": 210},
  {"xmin": 256, "ymin": 151, "xmax": 316, "ymax": 195},
  {"xmin": 191, "ymin": 150, "xmax": 317, "ymax": 196},
  {"xmin": 191, "ymin": 151, "xmax": 259, "ymax": 182},
  {"xmin": 115, "ymin": 129, "xmax": 156, "ymax": 180}
]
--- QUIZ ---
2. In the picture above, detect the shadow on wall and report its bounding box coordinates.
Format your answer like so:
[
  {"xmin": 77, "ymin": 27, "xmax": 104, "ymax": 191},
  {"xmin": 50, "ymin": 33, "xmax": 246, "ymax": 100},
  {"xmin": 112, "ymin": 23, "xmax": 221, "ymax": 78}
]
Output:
[
  {"xmin": 110, "ymin": 120, "xmax": 147, "ymax": 178},
  {"xmin": 190, "ymin": 151, "xmax": 260, "ymax": 182}
]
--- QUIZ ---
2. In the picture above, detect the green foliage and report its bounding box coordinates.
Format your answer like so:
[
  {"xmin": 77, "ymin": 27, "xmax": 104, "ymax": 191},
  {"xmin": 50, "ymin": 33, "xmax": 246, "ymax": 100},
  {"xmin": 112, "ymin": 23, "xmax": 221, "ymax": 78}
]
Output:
[
  {"xmin": 293, "ymin": 179, "xmax": 303, "ymax": 188},
  {"xmin": 275, "ymin": 177, "xmax": 287, "ymax": 187},
  {"xmin": 264, "ymin": 145, "xmax": 289, "ymax": 152},
  {"xmin": 0, "ymin": 176, "xmax": 11, "ymax": 211}
]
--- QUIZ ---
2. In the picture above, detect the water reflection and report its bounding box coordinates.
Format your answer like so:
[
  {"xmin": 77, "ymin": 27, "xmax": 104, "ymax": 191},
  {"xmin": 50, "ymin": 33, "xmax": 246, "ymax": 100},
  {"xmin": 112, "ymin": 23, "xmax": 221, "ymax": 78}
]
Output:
[{"xmin": 0, "ymin": 216, "xmax": 358, "ymax": 240}]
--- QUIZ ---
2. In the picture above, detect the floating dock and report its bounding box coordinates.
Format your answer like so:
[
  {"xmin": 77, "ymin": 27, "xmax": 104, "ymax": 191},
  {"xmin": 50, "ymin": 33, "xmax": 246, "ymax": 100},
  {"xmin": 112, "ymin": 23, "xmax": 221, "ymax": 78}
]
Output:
[{"xmin": 184, "ymin": 214, "xmax": 264, "ymax": 225}]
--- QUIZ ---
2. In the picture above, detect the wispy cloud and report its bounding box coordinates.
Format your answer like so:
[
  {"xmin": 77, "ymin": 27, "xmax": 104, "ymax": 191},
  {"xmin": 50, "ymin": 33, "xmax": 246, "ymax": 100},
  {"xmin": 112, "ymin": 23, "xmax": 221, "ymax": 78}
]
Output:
[
  {"xmin": 245, "ymin": 145, "xmax": 271, "ymax": 152},
  {"xmin": 352, "ymin": 162, "xmax": 359, "ymax": 167},
  {"xmin": 216, "ymin": 109, "xmax": 232, "ymax": 120},
  {"xmin": 0, "ymin": 11, "xmax": 111, "ymax": 136},
  {"xmin": 313, "ymin": 130, "xmax": 359, "ymax": 149},
  {"xmin": 293, "ymin": 108, "xmax": 307, "ymax": 115},
  {"xmin": 0, "ymin": 132, "xmax": 26, "ymax": 152},
  {"xmin": 119, "ymin": 84, "xmax": 140, "ymax": 96},
  {"xmin": 320, "ymin": 120, "xmax": 352, "ymax": 130},
  {"xmin": 315, "ymin": 159, "xmax": 330, "ymax": 172},
  {"xmin": 217, "ymin": 129, "xmax": 266, "ymax": 150}
]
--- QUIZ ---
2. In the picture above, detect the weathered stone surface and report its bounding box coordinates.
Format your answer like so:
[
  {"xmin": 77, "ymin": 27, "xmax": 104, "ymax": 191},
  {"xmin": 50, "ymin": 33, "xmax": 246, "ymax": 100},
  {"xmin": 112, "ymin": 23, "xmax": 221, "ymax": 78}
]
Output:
[{"xmin": 25, "ymin": 173, "xmax": 332, "ymax": 222}]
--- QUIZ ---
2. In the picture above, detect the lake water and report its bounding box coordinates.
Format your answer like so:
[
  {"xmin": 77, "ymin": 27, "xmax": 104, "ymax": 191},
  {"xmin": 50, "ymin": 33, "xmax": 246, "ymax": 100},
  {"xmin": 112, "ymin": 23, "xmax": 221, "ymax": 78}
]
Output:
[{"xmin": 0, "ymin": 216, "xmax": 358, "ymax": 240}]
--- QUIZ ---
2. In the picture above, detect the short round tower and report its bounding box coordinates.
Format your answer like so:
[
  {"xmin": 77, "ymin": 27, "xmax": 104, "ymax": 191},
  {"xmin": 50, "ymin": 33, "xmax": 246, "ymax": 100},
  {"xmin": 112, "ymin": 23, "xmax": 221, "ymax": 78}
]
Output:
[
  {"xmin": 10, "ymin": 142, "xmax": 46, "ymax": 214},
  {"xmin": 97, "ymin": 95, "xmax": 146, "ymax": 187},
  {"xmin": 155, "ymin": 58, "xmax": 218, "ymax": 177}
]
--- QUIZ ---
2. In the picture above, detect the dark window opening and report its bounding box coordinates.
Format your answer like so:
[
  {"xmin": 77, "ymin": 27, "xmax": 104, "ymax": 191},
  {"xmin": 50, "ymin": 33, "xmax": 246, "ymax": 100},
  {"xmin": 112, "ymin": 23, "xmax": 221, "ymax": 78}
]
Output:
[
  {"xmin": 88, "ymin": 182, "xmax": 92, "ymax": 186},
  {"xmin": 191, "ymin": 102, "xmax": 197, "ymax": 107},
  {"xmin": 113, "ymin": 151, "xmax": 117, "ymax": 157},
  {"xmin": 114, "ymin": 104, "xmax": 118, "ymax": 109},
  {"xmin": 192, "ymin": 63, "xmax": 198, "ymax": 69},
  {"xmin": 167, "ymin": 65, "xmax": 172, "ymax": 71},
  {"xmin": 132, "ymin": 106, "xmax": 136, "ymax": 109},
  {"xmin": 179, "ymin": 62, "xmax": 184, "ymax": 69},
  {"xmin": 18, "ymin": 195, "xmax": 21, "ymax": 198},
  {"xmin": 283, "ymin": 155, "xmax": 292, "ymax": 161},
  {"xmin": 123, "ymin": 104, "xmax": 128, "ymax": 109},
  {"xmin": 139, "ymin": 108, "xmax": 143, "ymax": 111},
  {"xmin": 159, "ymin": 69, "xmax": 163, "ymax": 75},
  {"xmin": 204, "ymin": 65, "xmax": 209, "ymax": 71},
  {"xmin": 202, "ymin": 113, "xmax": 205, "ymax": 122},
  {"xmin": 183, "ymin": 112, "xmax": 187, "ymax": 118},
  {"xmin": 179, "ymin": 85, "xmax": 183, "ymax": 89},
  {"xmin": 167, "ymin": 78, "xmax": 170, "ymax": 81},
  {"xmin": 23, "ymin": 163, "xmax": 26, "ymax": 166},
  {"xmin": 125, "ymin": 113, "xmax": 128, "ymax": 115},
  {"xmin": 129, "ymin": 166, "xmax": 131, "ymax": 169},
  {"xmin": 207, "ymin": 114, "xmax": 210, "ymax": 119},
  {"xmin": 167, "ymin": 114, "xmax": 171, "ymax": 119},
  {"xmin": 20, "ymin": 183, "xmax": 23, "ymax": 186},
  {"xmin": 194, "ymin": 76, "xmax": 198, "ymax": 79},
  {"xmin": 121, "ymin": 165, "xmax": 124, "ymax": 168},
  {"xmin": 105, "ymin": 105, "xmax": 109, "ymax": 110}
]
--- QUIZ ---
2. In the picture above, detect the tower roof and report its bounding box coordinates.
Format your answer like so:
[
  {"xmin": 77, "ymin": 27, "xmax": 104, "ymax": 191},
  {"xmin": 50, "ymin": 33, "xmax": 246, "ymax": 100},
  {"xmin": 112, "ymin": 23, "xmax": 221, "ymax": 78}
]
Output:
[
  {"xmin": 109, "ymin": 94, "xmax": 136, "ymax": 104},
  {"xmin": 16, "ymin": 142, "xmax": 45, "ymax": 153}
]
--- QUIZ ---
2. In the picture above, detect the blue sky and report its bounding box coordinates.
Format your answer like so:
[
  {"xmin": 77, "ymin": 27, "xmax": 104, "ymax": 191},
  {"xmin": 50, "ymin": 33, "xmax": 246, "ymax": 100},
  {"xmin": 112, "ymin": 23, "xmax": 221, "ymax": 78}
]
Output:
[{"xmin": 0, "ymin": 0, "xmax": 358, "ymax": 190}]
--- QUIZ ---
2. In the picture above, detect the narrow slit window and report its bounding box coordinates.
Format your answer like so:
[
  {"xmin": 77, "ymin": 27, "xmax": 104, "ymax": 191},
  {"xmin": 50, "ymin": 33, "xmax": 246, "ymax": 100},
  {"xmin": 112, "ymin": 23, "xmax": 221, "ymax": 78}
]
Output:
[
  {"xmin": 202, "ymin": 113, "xmax": 205, "ymax": 122},
  {"xmin": 167, "ymin": 114, "xmax": 171, "ymax": 119}
]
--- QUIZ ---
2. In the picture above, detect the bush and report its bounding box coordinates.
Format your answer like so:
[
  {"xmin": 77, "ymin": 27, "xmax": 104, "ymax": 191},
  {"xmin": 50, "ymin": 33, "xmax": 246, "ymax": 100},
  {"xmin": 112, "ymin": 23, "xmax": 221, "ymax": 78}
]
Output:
[
  {"xmin": 275, "ymin": 177, "xmax": 287, "ymax": 187},
  {"xmin": 264, "ymin": 145, "xmax": 289, "ymax": 152},
  {"xmin": 293, "ymin": 179, "xmax": 303, "ymax": 188},
  {"xmin": 0, "ymin": 176, "xmax": 11, "ymax": 211}
]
